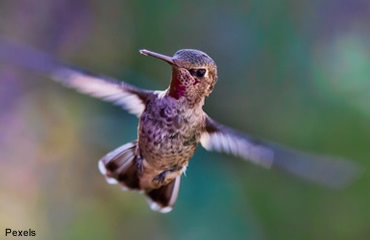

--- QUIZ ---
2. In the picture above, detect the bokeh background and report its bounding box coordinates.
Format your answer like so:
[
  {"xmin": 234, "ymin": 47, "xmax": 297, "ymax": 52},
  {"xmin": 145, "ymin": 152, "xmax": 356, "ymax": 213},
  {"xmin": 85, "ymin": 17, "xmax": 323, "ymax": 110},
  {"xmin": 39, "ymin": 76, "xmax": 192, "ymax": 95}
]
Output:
[{"xmin": 0, "ymin": 0, "xmax": 369, "ymax": 239}]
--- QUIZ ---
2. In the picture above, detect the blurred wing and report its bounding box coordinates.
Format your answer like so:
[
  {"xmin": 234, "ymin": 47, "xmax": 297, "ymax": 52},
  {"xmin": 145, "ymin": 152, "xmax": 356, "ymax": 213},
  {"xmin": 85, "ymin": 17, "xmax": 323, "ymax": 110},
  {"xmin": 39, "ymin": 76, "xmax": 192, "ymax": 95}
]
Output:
[
  {"xmin": 51, "ymin": 67, "xmax": 150, "ymax": 116},
  {"xmin": 200, "ymin": 116, "xmax": 361, "ymax": 188},
  {"xmin": 0, "ymin": 37, "xmax": 151, "ymax": 117}
]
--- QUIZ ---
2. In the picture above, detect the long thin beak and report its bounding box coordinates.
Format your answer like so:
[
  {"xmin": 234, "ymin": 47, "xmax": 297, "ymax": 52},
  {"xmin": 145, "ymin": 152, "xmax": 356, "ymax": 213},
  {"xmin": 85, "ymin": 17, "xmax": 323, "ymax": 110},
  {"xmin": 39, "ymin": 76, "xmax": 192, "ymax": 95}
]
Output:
[{"xmin": 139, "ymin": 49, "xmax": 175, "ymax": 65}]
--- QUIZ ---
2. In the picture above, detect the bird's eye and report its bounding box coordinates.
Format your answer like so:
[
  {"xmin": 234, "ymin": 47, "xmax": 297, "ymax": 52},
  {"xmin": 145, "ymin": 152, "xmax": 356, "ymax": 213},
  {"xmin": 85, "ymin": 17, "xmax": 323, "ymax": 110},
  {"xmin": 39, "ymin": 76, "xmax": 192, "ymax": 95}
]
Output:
[
  {"xmin": 196, "ymin": 69, "xmax": 206, "ymax": 77},
  {"xmin": 189, "ymin": 68, "xmax": 206, "ymax": 77}
]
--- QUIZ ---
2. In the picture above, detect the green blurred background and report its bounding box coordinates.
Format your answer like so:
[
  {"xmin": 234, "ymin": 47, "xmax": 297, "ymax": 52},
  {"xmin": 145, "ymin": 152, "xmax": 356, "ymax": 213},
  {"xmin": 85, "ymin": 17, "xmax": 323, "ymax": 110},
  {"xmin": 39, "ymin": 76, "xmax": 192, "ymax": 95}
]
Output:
[{"xmin": 0, "ymin": 0, "xmax": 369, "ymax": 239}]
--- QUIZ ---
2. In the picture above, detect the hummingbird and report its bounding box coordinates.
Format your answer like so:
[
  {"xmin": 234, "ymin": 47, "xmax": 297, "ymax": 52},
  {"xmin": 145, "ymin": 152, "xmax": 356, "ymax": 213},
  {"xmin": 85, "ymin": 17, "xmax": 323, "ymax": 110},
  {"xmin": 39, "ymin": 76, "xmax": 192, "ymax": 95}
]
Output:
[{"xmin": 0, "ymin": 39, "xmax": 360, "ymax": 213}]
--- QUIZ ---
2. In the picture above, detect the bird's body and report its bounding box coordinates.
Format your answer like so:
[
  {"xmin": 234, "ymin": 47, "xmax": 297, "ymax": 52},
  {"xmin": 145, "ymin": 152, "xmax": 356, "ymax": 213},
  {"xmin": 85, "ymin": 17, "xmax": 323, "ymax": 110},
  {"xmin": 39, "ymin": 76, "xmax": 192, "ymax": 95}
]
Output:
[
  {"xmin": 98, "ymin": 49, "xmax": 219, "ymax": 211},
  {"xmin": 138, "ymin": 92, "xmax": 205, "ymax": 189},
  {"xmin": 0, "ymin": 39, "xmax": 360, "ymax": 213}
]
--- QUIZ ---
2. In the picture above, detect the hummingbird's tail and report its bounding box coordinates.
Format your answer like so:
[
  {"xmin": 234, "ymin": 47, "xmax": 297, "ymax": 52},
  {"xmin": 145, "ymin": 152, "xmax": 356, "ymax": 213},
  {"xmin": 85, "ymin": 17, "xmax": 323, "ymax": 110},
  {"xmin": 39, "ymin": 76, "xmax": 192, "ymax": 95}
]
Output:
[
  {"xmin": 98, "ymin": 141, "xmax": 141, "ymax": 190},
  {"xmin": 145, "ymin": 176, "xmax": 181, "ymax": 213},
  {"xmin": 98, "ymin": 141, "xmax": 181, "ymax": 213}
]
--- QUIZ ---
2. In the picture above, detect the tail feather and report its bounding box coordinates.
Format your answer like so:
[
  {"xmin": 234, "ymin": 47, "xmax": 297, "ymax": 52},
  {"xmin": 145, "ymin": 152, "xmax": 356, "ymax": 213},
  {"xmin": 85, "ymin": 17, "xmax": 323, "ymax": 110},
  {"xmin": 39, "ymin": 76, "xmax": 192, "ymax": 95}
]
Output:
[
  {"xmin": 146, "ymin": 176, "xmax": 181, "ymax": 213},
  {"xmin": 98, "ymin": 140, "xmax": 182, "ymax": 213},
  {"xmin": 99, "ymin": 141, "xmax": 140, "ymax": 190}
]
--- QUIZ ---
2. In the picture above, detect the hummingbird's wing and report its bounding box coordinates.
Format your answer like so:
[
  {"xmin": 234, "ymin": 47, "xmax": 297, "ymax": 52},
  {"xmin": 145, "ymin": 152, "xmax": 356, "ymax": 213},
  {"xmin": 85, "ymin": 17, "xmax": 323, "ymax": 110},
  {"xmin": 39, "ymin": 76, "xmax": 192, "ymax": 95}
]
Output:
[
  {"xmin": 200, "ymin": 116, "xmax": 361, "ymax": 188},
  {"xmin": 0, "ymin": 38, "xmax": 151, "ymax": 117},
  {"xmin": 50, "ymin": 67, "xmax": 151, "ymax": 116}
]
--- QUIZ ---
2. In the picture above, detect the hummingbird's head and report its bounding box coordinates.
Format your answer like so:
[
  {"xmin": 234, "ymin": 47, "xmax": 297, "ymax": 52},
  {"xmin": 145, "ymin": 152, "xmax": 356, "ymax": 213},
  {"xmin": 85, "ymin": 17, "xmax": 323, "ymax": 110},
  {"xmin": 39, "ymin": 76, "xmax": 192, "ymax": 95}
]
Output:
[{"xmin": 140, "ymin": 49, "xmax": 217, "ymax": 106}]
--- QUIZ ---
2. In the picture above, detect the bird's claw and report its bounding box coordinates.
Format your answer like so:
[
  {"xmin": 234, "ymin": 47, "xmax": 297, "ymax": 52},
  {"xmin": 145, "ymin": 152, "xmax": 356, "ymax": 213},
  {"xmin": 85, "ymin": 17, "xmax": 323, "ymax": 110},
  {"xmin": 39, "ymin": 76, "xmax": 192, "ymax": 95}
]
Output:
[{"xmin": 152, "ymin": 171, "xmax": 168, "ymax": 185}]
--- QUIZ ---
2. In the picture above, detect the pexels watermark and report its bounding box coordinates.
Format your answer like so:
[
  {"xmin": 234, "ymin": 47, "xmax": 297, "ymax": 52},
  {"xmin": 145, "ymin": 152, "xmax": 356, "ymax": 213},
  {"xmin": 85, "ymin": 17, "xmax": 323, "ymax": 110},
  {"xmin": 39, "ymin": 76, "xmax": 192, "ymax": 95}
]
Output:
[{"xmin": 5, "ymin": 228, "xmax": 36, "ymax": 237}]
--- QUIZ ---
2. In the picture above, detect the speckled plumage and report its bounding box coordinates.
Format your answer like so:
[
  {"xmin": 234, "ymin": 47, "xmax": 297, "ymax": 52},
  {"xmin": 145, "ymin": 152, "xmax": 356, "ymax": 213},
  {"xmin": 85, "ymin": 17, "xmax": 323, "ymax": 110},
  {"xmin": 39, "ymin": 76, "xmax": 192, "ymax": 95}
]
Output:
[{"xmin": 138, "ymin": 92, "xmax": 206, "ymax": 189}]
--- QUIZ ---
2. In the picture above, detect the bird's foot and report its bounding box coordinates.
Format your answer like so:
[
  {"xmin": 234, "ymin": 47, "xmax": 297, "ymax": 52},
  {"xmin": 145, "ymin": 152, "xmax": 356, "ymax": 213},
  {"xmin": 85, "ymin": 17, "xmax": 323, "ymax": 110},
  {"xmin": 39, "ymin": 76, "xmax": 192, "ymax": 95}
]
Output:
[
  {"xmin": 152, "ymin": 165, "xmax": 182, "ymax": 186},
  {"xmin": 152, "ymin": 171, "xmax": 168, "ymax": 186}
]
